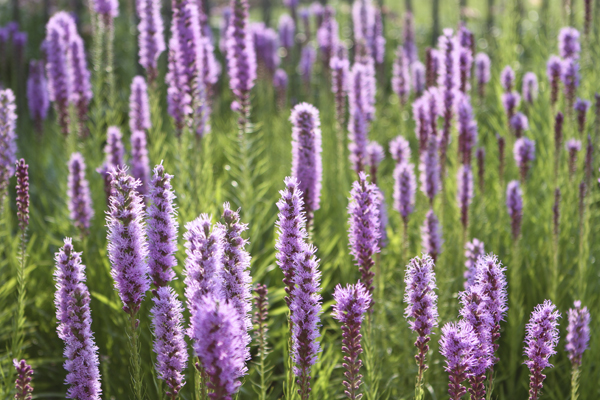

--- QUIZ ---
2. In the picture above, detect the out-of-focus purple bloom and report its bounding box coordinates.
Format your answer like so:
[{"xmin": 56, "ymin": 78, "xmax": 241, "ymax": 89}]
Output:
[
  {"xmin": 106, "ymin": 169, "xmax": 150, "ymax": 316},
  {"xmin": 425, "ymin": 87, "xmax": 442, "ymax": 143},
  {"xmin": 403, "ymin": 11, "xmax": 417, "ymax": 64},
  {"xmin": 130, "ymin": 130, "xmax": 151, "ymax": 196},
  {"xmin": 372, "ymin": 7, "xmax": 385, "ymax": 65},
  {"xmin": 54, "ymin": 238, "xmax": 102, "ymax": 400},
  {"xmin": 273, "ymin": 68, "xmax": 288, "ymax": 89},
  {"xmin": 463, "ymin": 238, "xmax": 484, "ymax": 289},
  {"xmin": 94, "ymin": 0, "xmax": 119, "ymax": 18},
  {"xmin": 252, "ymin": 23, "xmax": 280, "ymax": 74},
  {"xmin": 332, "ymin": 283, "xmax": 371, "ymax": 400},
  {"xmin": 574, "ymin": 98, "xmax": 591, "ymax": 134},
  {"xmin": 348, "ymin": 172, "xmax": 381, "ymax": 304},
  {"xmin": 419, "ymin": 135, "xmax": 440, "ymax": 204},
  {"xmin": 522, "ymin": 72, "xmax": 538, "ymax": 103},
  {"xmin": 457, "ymin": 94, "xmax": 477, "ymax": 165},
  {"xmin": 476, "ymin": 147, "xmax": 485, "ymax": 191},
  {"xmin": 510, "ymin": 112, "xmax": 529, "ymax": 138},
  {"xmin": 299, "ymin": 45, "xmax": 316, "ymax": 84},
  {"xmin": 104, "ymin": 126, "xmax": 126, "ymax": 172},
  {"xmin": 190, "ymin": 296, "xmax": 248, "ymax": 399},
  {"xmin": 561, "ymin": 57, "xmax": 580, "ymax": 107},
  {"xmin": 566, "ymin": 139, "xmax": 582, "ymax": 177},
  {"xmin": 311, "ymin": 2, "xmax": 324, "ymax": 27},
  {"xmin": 276, "ymin": 177, "xmax": 308, "ymax": 306},
  {"xmin": 506, "ymin": 180, "xmax": 523, "ymax": 239},
  {"xmin": 439, "ymin": 320, "xmax": 477, "ymax": 400},
  {"xmin": 474, "ymin": 53, "xmax": 490, "ymax": 97},
  {"xmin": 299, "ymin": 8, "xmax": 310, "ymax": 41},
  {"xmin": 497, "ymin": 134, "xmax": 505, "ymax": 181},
  {"xmin": 547, "ymin": 55, "xmax": 562, "ymax": 106},
  {"xmin": 457, "ymin": 165, "xmax": 473, "ymax": 228},
  {"xmin": 348, "ymin": 63, "xmax": 372, "ymax": 173},
  {"xmin": 501, "ymin": 91, "xmax": 521, "ymax": 121},
  {"xmin": 147, "ymin": 164, "xmax": 178, "ymax": 288},
  {"xmin": 421, "ymin": 210, "xmax": 442, "ymax": 262},
  {"xmin": 554, "ymin": 112, "xmax": 564, "ymax": 156},
  {"xmin": 458, "ymin": 35, "xmax": 473, "ymax": 93},
  {"xmin": 69, "ymin": 33, "xmax": 92, "ymax": 126},
  {"xmin": 514, "ymin": 137, "xmax": 535, "ymax": 182},
  {"xmin": 553, "ymin": 188, "xmax": 561, "ymax": 237},
  {"xmin": 219, "ymin": 7, "xmax": 232, "ymax": 55},
  {"xmin": 12, "ymin": 31, "xmax": 27, "ymax": 65},
  {"xmin": 27, "ymin": 60, "xmax": 50, "ymax": 129},
  {"xmin": 412, "ymin": 61, "xmax": 426, "ymax": 97},
  {"xmin": 136, "ymin": 0, "xmax": 165, "ymax": 82},
  {"xmin": 500, "ymin": 66, "xmax": 515, "ymax": 92},
  {"xmin": 352, "ymin": 0, "xmax": 376, "ymax": 58},
  {"xmin": 13, "ymin": 359, "xmax": 34, "ymax": 400},
  {"xmin": 393, "ymin": 162, "xmax": 416, "ymax": 223},
  {"xmin": 331, "ymin": 48, "xmax": 349, "ymax": 129},
  {"xmin": 278, "ymin": 14, "xmax": 295, "ymax": 50},
  {"xmin": 366, "ymin": 141, "xmax": 384, "ymax": 182},
  {"xmin": 524, "ymin": 300, "xmax": 561, "ymax": 400},
  {"xmin": 129, "ymin": 76, "xmax": 152, "ymax": 132},
  {"xmin": 200, "ymin": 35, "xmax": 221, "ymax": 90},
  {"xmin": 290, "ymin": 242, "xmax": 322, "ymax": 399},
  {"xmin": 15, "ymin": 159, "xmax": 29, "ymax": 232},
  {"xmin": 404, "ymin": 254, "xmax": 438, "ymax": 380},
  {"xmin": 151, "ymin": 286, "xmax": 188, "ymax": 398},
  {"xmin": 412, "ymin": 98, "xmax": 429, "ymax": 155},
  {"xmin": 438, "ymin": 29, "xmax": 458, "ymax": 162},
  {"xmin": 290, "ymin": 102, "xmax": 322, "ymax": 221},
  {"xmin": 558, "ymin": 27, "xmax": 581, "ymax": 59},
  {"xmin": 565, "ymin": 300, "xmax": 590, "ymax": 367},
  {"xmin": 68, "ymin": 152, "xmax": 94, "ymax": 233},
  {"xmin": 392, "ymin": 46, "xmax": 410, "ymax": 106},
  {"xmin": 0, "ymin": 89, "xmax": 17, "ymax": 193},
  {"xmin": 316, "ymin": 6, "xmax": 338, "ymax": 67},
  {"xmin": 425, "ymin": 47, "xmax": 439, "ymax": 88},
  {"xmin": 390, "ymin": 135, "xmax": 412, "ymax": 165}
]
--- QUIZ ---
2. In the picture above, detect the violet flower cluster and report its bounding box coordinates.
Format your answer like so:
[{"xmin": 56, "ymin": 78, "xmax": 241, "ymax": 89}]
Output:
[
  {"xmin": 68, "ymin": 153, "xmax": 94, "ymax": 233},
  {"xmin": 419, "ymin": 134, "xmax": 440, "ymax": 204},
  {"xmin": 474, "ymin": 53, "xmax": 490, "ymax": 97},
  {"xmin": 0, "ymin": 89, "xmax": 17, "ymax": 193},
  {"xmin": 566, "ymin": 139, "xmax": 582, "ymax": 177},
  {"xmin": 439, "ymin": 320, "xmax": 477, "ymax": 400},
  {"xmin": 393, "ymin": 162, "xmax": 416, "ymax": 224},
  {"xmin": 463, "ymin": 238, "xmax": 485, "ymax": 289},
  {"xmin": 278, "ymin": 14, "xmax": 295, "ymax": 50},
  {"xmin": 330, "ymin": 48, "xmax": 349, "ymax": 129},
  {"xmin": 390, "ymin": 135, "xmax": 412, "ymax": 165},
  {"xmin": 392, "ymin": 46, "xmax": 410, "ymax": 106},
  {"xmin": 136, "ymin": 0, "xmax": 165, "ymax": 82},
  {"xmin": 506, "ymin": 180, "xmax": 523, "ymax": 239},
  {"xmin": 574, "ymin": 98, "xmax": 590, "ymax": 134},
  {"xmin": 13, "ymin": 359, "xmax": 34, "ymax": 400},
  {"xmin": 510, "ymin": 112, "xmax": 529, "ymax": 138},
  {"xmin": 348, "ymin": 63, "xmax": 373, "ymax": 173},
  {"xmin": 546, "ymin": 56, "xmax": 562, "ymax": 106},
  {"xmin": 421, "ymin": 209, "xmax": 443, "ymax": 262},
  {"xmin": 129, "ymin": 76, "xmax": 152, "ymax": 133},
  {"xmin": 565, "ymin": 300, "xmax": 590, "ymax": 368},
  {"xmin": 522, "ymin": 72, "xmax": 539, "ymax": 103},
  {"xmin": 27, "ymin": 60, "xmax": 50, "ymax": 130},
  {"xmin": 54, "ymin": 238, "xmax": 102, "ymax": 400},
  {"xmin": 15, "ymin": 159, "xmax": 29, "ymax": 232},
  {"xmin": 457, "ymin": 94, "xmax": 477, "ymax": 166},
  {"xmin": 366, "ymin": 141, "xmax": 384, "ymax": 183},
  {"xmin": 456, "ymin": 165, "xmax": 473, "ymax": 228},
  {"xmin": 513, "ymin": 137, "xmax": 535, "ymax": 182},
  {"xmin": 316, "ymin": 6, "xmax": 338, "ymax": 68},
  {"xmin": 437, "ymin": 29, "xmax": 458, "ymax": 163}
]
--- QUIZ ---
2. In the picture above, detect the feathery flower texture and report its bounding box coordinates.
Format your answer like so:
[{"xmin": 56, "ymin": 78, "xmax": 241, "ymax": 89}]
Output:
[
  {"xmin": 0, "ymin": 89, "xmax": 17, "ymax": 193},
  {"xmin": 464, "ymin": 239, "xmax": 484, "ymax": 289},
  {"xmin": 439, "ymin": 321, "xmax": 477, "ymax": 400},
  {"xmin": 565, "ymin": 301, "xmax": 590, "ymax": 367},
  {"xmin": 13, "ymin": 359, "xmax": 34, "ymax": 400},
  {"xmin": 136, "ymin": 0, "xmax": 165, "ymax": 82}
]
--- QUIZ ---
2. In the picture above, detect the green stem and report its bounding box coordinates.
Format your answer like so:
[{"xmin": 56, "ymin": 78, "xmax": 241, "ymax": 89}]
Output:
[
  {"xmin": 128, "ymin": 314, "xmax": 144, "ymax": 400},
  {"xmin": 571, "ymin": 366, "xmax": 581, "ymax": 400},
  {"xmin": 12, "ymin": 229, "xmax": 27, "ymax": 365}
]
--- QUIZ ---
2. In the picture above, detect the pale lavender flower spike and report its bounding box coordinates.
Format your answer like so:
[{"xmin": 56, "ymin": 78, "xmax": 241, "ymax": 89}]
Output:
[
  {"xmin": 510, "ymin": 112, "xmax": 529, "ymax": 138},
  {"xmin": 513, "ymin": 137, "xmax": 535, "ymax": 182},
  {"xmin": 474, "ymin": 53, "xmax": 491, "ymax": 97},
  {"xmin": 438, "ymin": 29, "xmax": 458, "ymax": 161},
  {"xmin": 290, "ymin": 102, "xmax": 323, "ymax": 223},
  {"xmin": 348, "ymin": 63, "xmax": 372, "ymax": 173},
  {"xmin": 366, "ymin": 141, "xmax": 384, "ymax": 182},
  {"xmin": 565, "ymin": 300, "xmax": 590, "ymax": 367},
  {"xmin": 299, "ymin": 45, "xmax": 316, "ymax": 84},
  {"xmin": 94, "ymin": 0, "xmax": 119, "ymax": 18},
  {"xmin": 393, "ymin": 162, "xmax": 416, "ymax": 223},
  {"xmin": 566, "ymin": 139, "xmax": 582, "ymax": 177},
  {"xmin": 457, "ymin": 165, "xmax": 473, "ymax": 228},
  {"xmin": 392, "ymin": 46, "xmax": 410, "ymax": 106},
  {"xmin": 500, "ymin": 66, "xmax": 515, "ymax": 92},
  {"xmin": 558, "ymin": 27, "xmax": 581, "ymax": 59},
  {"xmin": 421, "ymin": 210, "xmax": 442, "ymax": 262},
  {"xmin": 412, "ymin": 61, "xmax": 426, "ymax": 96},
  {"xmin": 403, "ymin": 11, "xmax": 417, "ymax": 64},
  {"xmin": 129, "ymin": 76, "xmax": 152, "ymax": 133},
  {"xmin": 389, "ymin": 135, "xmax": 412, "ymax": 165},
  {"xmin": 0, "ymin": 89, "xmax": 17, "ymax": 192},
  {"xmin": 439, "ymin": 320, "xmax": 477, "ymax": 400},
  {"xmin": 522, "ymin": 72, "xmax": 538, "ymax": 103},
  {"xmin": 316, "ymin": 6, "xmax": 338, "ymax": 68},
  {"xmin": 106, "ymin": 168, "xmax": 150, "ymax": 317},
  {"xmin": 506, "ymin": 180, "xmax": 523, "ymax": 239},
  {"xmin": 419, "ymin": 135, "xmax": 440, "ymax": 204},
  {"xmin": 524, "ymin": 300, "xmax": 561, "ymax": 400},
  {"xmin": 463, "ymin": 238, "xmax": 484, "ymax": 289},
  {"xmin": 561, "ymin": 58, "xmax": 580, "ymax": 107},
  {"xmin": 457, "ymin": 94, "xmax": 477, "ymax": 165},
  {"xmin": 27, "ymin": 60, "xmax": 50, "ymax": 129},
  {"xmin": 412, "ymin": 97, "xmax": 429, "ymax": 155},
  {"xmin": 547, "ymin": 55, "xmax": 562, "ymax": 105},
  {"xmin": 278, "ymin": 14, "xmax": 295, "ymax": 50},
  {"xmin": 54, "ymin": 238, "xmax": 102, "ymax": 400},
  {"xmin": 136, "ymin": 0, "xmax": 165, "ymax": 82},
  {"xmin": 68, "ymin": 152, "xmax": 94, "ymax": 233}
]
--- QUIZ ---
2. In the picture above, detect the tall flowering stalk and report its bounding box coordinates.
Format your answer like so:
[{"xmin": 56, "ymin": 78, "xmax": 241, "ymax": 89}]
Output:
[
  {"xmin": 366, "ymin": 141, "xmax": 384, "ymax": 184},
  {"xmin": 348, "ymin": 63, "xmax": 373, "ymax": 173},
  {"xmin": 474, "ymin": 53, "xmax": 490, "ymax": 98},
  {"xmin": 463, "ymin": 239, "xmax": 484, "ymax": 289},
  {"xmin": 404, "ymin": 255, "xmax": 438, "ymax": 400},
  {"xmin": 54, "ymin": 238, "xmax": 102, "ymax": 400},
  {"xmin": 566, "ymin": 300, "xmax": 590, "ymax": 400},
  {"xmin": 457, "ymin": 25, "xmax": 473, "ymax": 93},
  {"xmin": 316, "ymin": 6, "xmax": 338, "ymax": 70},
  {"xmin": 330, "ymin": 48, "xmax": 349, "ymax": 131},
  {"xmin": 0, "ymin": 89, "xmax": 16, "ymax": 198},
  {"xmin": 554, "ymin": 112, "xmax": 564, "ymax": 179},
  {"xmin": 15, "ymin": 160, "xmax": 29, "ymax": 233},
  {"xmin": 476, "ymin": 148, "xmax": 485, "ymax": 191},
  {"xmin": 566, "ymin": 140, "xmax": 582, "ymax": 179},
  {"xmin": 522, "ymin": 72, "xmax": 538, "ymax": 104},
  {"xmin": 332, "ymin": 283, "xmax": 371, "ymax": 400},
  {"xmin": 45, "ymin": 13, "xmax": 72, "ymax": 135},
  {"xmin": 13, "ymin": 359, "xmax": 33, "ymax": 400},
  {"xmin": 106, "ymin": 169, "xmax": 149, "ymax": 400},
  {"xmin": 226, "ymin": 0, "xmax": 257, "ymax": 134},
  {"xmin": 129, "ymin": 76, "xmax": 152, "ymax": 133},
  {"xmin": 439, "ymin": 321, "xmax": 477, "ymax": 400},
  {"xmin": 390, "ymin": 135, "xmax": 412, "ymax": 165},
  {"xmin": 67, "ymin": 153, "xmax": 94, "ymax": 235},
  {"xmin": 253, "ymin": 284, "xmax": 271, "ymax": 400},
  {"xmin": 421, "ymin": 209, "xmax": 443, "ymax": 262},
  {"xmin": 130, "ymin": 131, "xmax": 151, "ymax": 196},
  {"xmin": 497, "ymin": 134, "xmax": 506, "ymax": 183},
  {"xmin": 574, "ymin": 98, "xmax": 590, "ymax": 136},
  {"xmin": 403, "ymin": 11, "xmax": 417, "ymax": 64},
  {"xmin": 348, "ymin": 172, "xmax": 381, "ymax": 308},
  {"xmin": 290, "ymin": 103, "xmax": 322, "ymax": 227},
  {"xmin": 438, "ymin": 29, "xmax": 458, "ymax": 169},
  {"xmin": 506, "ymin": 180, "xmax": 523, "ymax": 239},
  {"xmin": 523, "ymin": 300, "xmax": 561, "ymax": 400},
  {"xmin": 546, "ymin": 56, "xmax": 562, "ymax": 107},
  {"xmin": 561, "ymin": 58, "xmax": 580, "ymax": 111},
  {"xmin": 136, "ymin": 0, "xmax": 165, "ymax": 83},
  {"xmin": 510, "ymin": 112, "xmax": 529, "ymax": 139},
  {"xmin": 27, "ymin": 60, "xmax": 50, "ymax": 133},
  {"xmin": 412, "ymin": 62, "xmax": 426, "ymax": 97},
  {"xmin": 419, "ymin": 135, "xmax": 440, "ymax": 205},
  {"xmin": 98, "ymin": 127, "xmax": 126, "ymax": 201},
  {"xmin": 392, "ymin": 46, "xmax": 410, "ymax": 107},
  {"xmin": 94, "ymin": 0, "xmax": 119, "ymax": 109},
  {"xmin": 457, "ymin": 94, "xmax": 477, "ymax": 166},
  {"xmin": 457, "ymin": 165, "xmax": 473, "ymax": 229},
  {"xmin": 393, "ymin": 162, "xmax": 416, "ymax": 229},
  {"xmin": 514, "ymin": 137, "xmax": 535, "ymax": 183}
]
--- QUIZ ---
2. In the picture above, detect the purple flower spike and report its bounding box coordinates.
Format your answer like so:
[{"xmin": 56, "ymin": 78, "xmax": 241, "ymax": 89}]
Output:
[
  {"xmin": 372, "ymin": 8, "xmax": 385, "ymax": 65},
  {"xmin": 27, "ymin": 60, "xmax": 50, "ymax": 130},
  {"xmin": 13, "ymin": 359, "xmax": 34, "ymax": 400},
  {"xmin": 476, "ymin": 147, "xmax": 485, "ymax": 191},
  {"xmin": 411, "ymin": 98, "xmax": 429, "ymax": 155},
  {"xmin": 524, "ymin": 300, "xmax": 561, "ymax": 400},
  {"xmin": 419, "ymin": 135, "xmax": 440, "ymax": 204},
  {"xmin": 129, "ymin": 76, "xmax": 151, "ymax": 133},
  {"xmin": 68, "ymin": 153, "xmax": 94, "ymax": 233},
  {"xmin": 290, "ymin": 243, "xmax": 322, "ymax": 400},
  {"xmin": 574, "ymin": 98, "xmax": 591, "ymax": 134},
  {"xmin": 348, "ymin": 172, "xmax": 381, "ymax": 305},
  {"xmin": 290, "ymin": 102, "xmax": 322, "ymax": 224},
  {"xmin": 389, "ymin": 136, "xmax": 412, "ymax": 166},
  {"xmin": 403, "ymin": 11, "xmax": 417, "ymax": 64},
  {"xmin": 276, "ymin": 177, "xmax": 308, "ymax": 306},
  {"xmin": 500, "ymin": 66, "xmax": 515, "ymax": 92},
  {"xmin": 561, "ymin": 58, "xmax": 580, "ymax": 107},
  {"xmin": 299, "ymin": 45, "xmax": 316, "ymax": 84},
  {"xmin": 513, "ymin": 137, "xmax": 535, "ymax": 182},
  {"xmin": 94, "ymin": 0, "xmax": 119, "ymax": 18},
  {"xmin": 566, "ymin": 139, "xmax": 582, "ymax": 177},
  {"xmin": 330, "ymin": 49, "xmax": 349, "ymax": 129},
  {"xmin": 439, "ymin": 321, "xmax": 477, "ymax": 400},
  {"xmin": 151, "ymin": 286, "xmax": 188, "ymax": 398},
  {"xmin": 510, "ymin": 112, "xmax": 529, "ymax": 138},
  {"xmin": 457, "ymin": 165, "xmax": 473, "ymax": 228},
  {"xmin": 474, "ymin": 53, "xmax": 490, "ymax": 97},
  {"xmin": 317, "ymin": 6, "xmax": 338, "ymax": 68},
  {"xmin": 425, "ymin": 48, "xmax": 439, "ymax": 88},
  {"xmin": 438, "ymin": 29, "xmax": 458, "ymax": 163},
  {"xmin": 15, "ymin": 160, "xmax": 29, "ymax": 232},
  {"xmin": 501, "ymin": 92, "xmax": 521, "ymax": 121},
  {"xmin": 392, "ymin": 46, "xmax": 410, "ymax": 106},
  {"xmin": 412, "ymin": 61, "xmax": 426, "ymax": 96},
  {"xmin": 190, "ymin": 296, "xmax": 248, "ymax": 400},
  {"xmin": 352, "ymin": 0, "xmax": 376, "ymax": 59},
  {"xmin": 105, "ymin": 126, "xmax": 126, "ymax": 171},
  {"xmin": 558, "ymin": 27, "xmax": 581, "ymax": 59},
  {"xmin": 54, "ymin": 238, "xmax": 102, "ymax": 400},
  {"xmin": 554, "ymin": 112, "xmax": 564, "ymax": 155},
  {"xmin": 421, "ymin": 210, "xmax": 443, "ymax": 262},
  {"xmin": 106, "ymin": 169, "xmax": 150, "ymax": 316},
  {"xmin": 147, "ymin": 163, "xmax": 178, "ymax": 288},
  {"xmin": 278, "ymin": 14, "xmax": 295, "ymax": 50},
  {"xmin": 183, "ymin": 214, "xmax": 225, "ymax": 308},
  {"xmin": 547, "ymin": 56, "xmax": 562, "ymax": 106},
  {"xmin": 565, "ymin": 300, "xmax": 590, "ymax": 367},
  {"xmin": 273, "ymin": 68, "xmax": 288, "ymax": 90},
  {"xmin": 130, "ymin": 131, "xmax": 151, "ymax": 196},
  {"xmin": 497, "ymin": 134, "xmax": 505, "ymax": 180},
  {"xmin": 458, "ymin": 33, "xmax": 473, "ymax": 93},
  {"xmin": 463, "ymin": 238, "xmax": 484, "ymax": 289},
  {"xmin": 69, "ymin": 33, "xmax": 92, "ymax": 127},
  {"xmin": 522, "ymin": 72, "xmax": 538, "ymax": 104},
  {"xmin": 394, "ymin": 162, "xmax": 416, "ymax": 223},
  {"xmin": 348, "ymin": 63, "xmax": 373, "ymax": 173},
  {"xmin": 136, "ymin": 0, "xmax": 165, "ymax": 82},
  {"xmin": 366, "ymin": 141, "xmax": 384, "ymax": 183},
  {"xmin": 404, "ymin": 254, "xmax": 438, "ymax": 385},
  {"xmin": 506, "ymin": 180, "xmax": 523, "ymax": 239},
  {"xmin": 332, "ymin": 283, "xmax": 371, "ymax": 400},
  {"xmin": 457, "ymin": 94, "xmax": 477, "ymax": 165}
]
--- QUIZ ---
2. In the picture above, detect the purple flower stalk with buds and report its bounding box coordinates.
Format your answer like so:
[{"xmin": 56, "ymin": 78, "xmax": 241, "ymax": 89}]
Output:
[
  {"xmin": 412, "ymin": 61, "xmax": 426, "ymax": 96},
  {"xmin": 390, "ymin": 135, "xmax": 412, "ymax": 165},
  {"xmin": 69, "ymin": 33, "xmax": 92, "ymax": 131},
  {"xmin": 278, "ymin": 14, "xmax": 295, "ymax": 50},
  {"xmin": 565, "ymin": 300, "xmax": 590, "ymax": 368},
  {"xmin": 330, "ymin": 48, "xmax": 349, "ymax": 130},
  {"xmin": 299, "ymin": 45, "xmax": 316, "ymax": 84},
  {"xmin": 348, "ymin": 63, "xmax": 373, "ymax": 173},
  {"xmin": 439, "ymin": 321, "xmax": 477, "ymax": 400},
  {"xmin": 130, "ymin": 131, "xmax": 151, "ymax": 196},
  {"xmin": 457, "ymin": 165, "xmax": 473, "ymax": 228},
  {"xmin": 561, "ymin": 58, "xmax": 580, "ymax": 108},
  {"xmin": 332, "ymin": 283, "xmax": 371, "ymax": 400},
  {"xmin": 412, "ymin": 99, "xmax": 429, "ymax": 155},
  {"xmin": 291, "ymin": 103, "xmax": 322, "ymax": 224},
  {"xmin": 558, "ymin": 27, "xmax": 581, "ymax": 59},
  {"xmin": 497, "ymin": 134, "xmax": 506, "ymax": 181},
  {"xmin": 547, "ymin": 56, "xmax": 562, "ymax": 106},
  {"xmin": 574, "ymin": 98, "xmax": 590, "ymax": 135},
  {"xmin": 366, "ymin": 141, "xmax": 384, "ymax": 184},
  {"xmin": 129, "ymin": 76, "xmax": 152, "ymax": 133},
  {"xmin": 348, "ymin": 172, "xmax": 381, "ymax": 306},
  {"xmin": 419, "ymin": 135, "xmax": 441, "ymax": 204},
  {"xmin": 502, "ymin": 92, "xmax": 521, "ymax": 122},
  {"xmin": 501, "ymin": 66, "xmax": 515, "ymax": 92},
  {"xmin": 394, "ymin": 162, "xmax": 416, "ymax": 225},
  {"xmin": 506, "ymin": 180, "xmax": 523, "ymax": 239},
  {"xmin": 421, "ymin": 209, "xmax": 443, "ymax": 262},
  {"xmin": 45, "ymin": 13, "xmax": 72, "ymax": 135},
  {"xmin": 457, "ymin": 94, "xmax": 477, "ymax": 165},
  {"xmin": 317, "ymin": 6, "xmax": 338, "ymax": 68},
  {"xmin": 514, "ymin": 137, "xmax": 535, "ymax": 182},
  {"xmin": 438, "ymin": 29, "xmax": 458, "ymax": 166},
  {"xmin": 524, "ymin": 300, "xmax": 561, "ymax": 400},
  {"xmin": 136, "ymin": 0, "xmax": 165, "ymax": 82},
  {"xmin": 403, "ymin": 11, "xmax": 417, "ymax": 64},
  {"xmin": 474, "ymin": 53, "xmax": 490, "ymax": 97},
  {"xmin": 464, "ymin": 239, "xmax": 484, "ymax": 289},
  {"xmin": 27, "ymin": 60, "xmax": 50, "ymax": 131},
  {"xmin": 522, "ymin": 72, "xmax": 539, "ymax": 104},
  {"xmin": 392, "ymin": 46, "xmax": 410, "ymax": 106},
  {"xmin": 13, "ymin": 359, "xmax": 34, "ymax": 400},
  {"xmin": 404, "ymin": 255, "xmax": 438, "ymax": 397},
  {"xmin": 510, "ymin": 112, "xmax": 529, "ymax": 138},
  {"xmin": 476, "ymin": 148, "xmax": 485, "ymax": 191},
  {"xmin": 457, "ymin": 26, "xmax": 473, "ymax": 93},
  {"xmin": 15, "ymin": 160, "xmax": 29, "ymax": 232},
  {"xmin": 54, "ymin": 238, "xmax": 102, "ymax": 400},
  {"xmin": 566, "ymin": 139, "xmax": 582, "ymax": 178},
  {"xmin": 68, "ymin": 153, "xmax": 94, "ymax": 233},
  {"xmin": 425, "ymin": 47, "xmax": 439, "ymax": 88}
]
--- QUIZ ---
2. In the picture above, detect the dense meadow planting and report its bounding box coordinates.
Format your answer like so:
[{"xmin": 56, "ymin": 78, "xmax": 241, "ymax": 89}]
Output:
[{"xmin": 0, "ymin": 0, "xmax": 599, "ymax": 399}]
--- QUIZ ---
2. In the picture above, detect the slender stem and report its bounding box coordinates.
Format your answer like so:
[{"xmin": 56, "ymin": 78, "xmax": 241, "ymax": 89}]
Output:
[
  {"xmin": 571, "ymin": 366, "xmax": 581, "ymax": 400},
  {"xmin": 12, "ymin": 229, "xmax": 27, "ymax": 367},
  {"xmin": 128, "ymin": 314, "xmax": 144, "ymax": 400}
]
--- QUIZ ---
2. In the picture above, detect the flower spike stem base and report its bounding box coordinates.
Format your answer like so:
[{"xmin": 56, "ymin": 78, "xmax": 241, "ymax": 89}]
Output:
[
  {"xmin": 128, "ymin": 314, "xmax": 144, "ymax": 400},
  {"xmin": 571, "ymin": 367, "xmax": 581, "ymax": 400}
]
